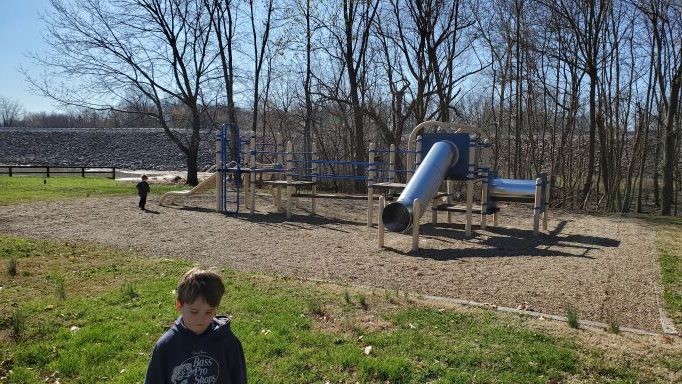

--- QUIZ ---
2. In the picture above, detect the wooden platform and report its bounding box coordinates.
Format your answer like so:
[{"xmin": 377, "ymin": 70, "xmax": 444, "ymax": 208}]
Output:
[
  {"xmin": 261, "ymin": 180, "xmax": 316, "ymax": 187},
  {"xmin": 432, "ymin": 204, "xmax": 500, "ymax": 214},
  {"xmin": 372, "ymin": 182, "xmax": 407, "ymax": 189},
  {"xmin": 432, "ymin": 204, "xmax": 483, "ymax": 213},
  {"xmin": 291, "ymin": 193, "xmax": 370, "ymax": 200},
  {"xmin": 225, "ymin": 167, "xmax": 286, "ymax": 174}
]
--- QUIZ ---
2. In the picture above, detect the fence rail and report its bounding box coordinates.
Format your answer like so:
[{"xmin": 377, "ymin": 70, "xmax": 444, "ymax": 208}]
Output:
[{"xmin": 0, "ymin": 165, "xmax": 116, "ymax": 179}]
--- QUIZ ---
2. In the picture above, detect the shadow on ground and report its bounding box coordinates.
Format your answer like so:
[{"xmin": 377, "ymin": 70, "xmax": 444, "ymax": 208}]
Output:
[{"xmin": 384, "ymin": 219, "xmax": 620, "ymax": 261}]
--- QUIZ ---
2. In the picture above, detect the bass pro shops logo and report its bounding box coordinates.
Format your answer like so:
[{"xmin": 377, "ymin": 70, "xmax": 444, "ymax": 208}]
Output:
[{"xmin": 170, "ymin": 354, "xmax": 220, "ymax": 384}]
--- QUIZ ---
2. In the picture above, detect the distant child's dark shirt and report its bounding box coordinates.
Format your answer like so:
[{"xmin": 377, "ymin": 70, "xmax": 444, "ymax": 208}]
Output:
[
  {"xmin": 144, "ymin": 316, "xmax": 247, "ymax": 384},
  {"xmin": 136, "ymin": 181, "xmax": 150, "ymax": 197}
]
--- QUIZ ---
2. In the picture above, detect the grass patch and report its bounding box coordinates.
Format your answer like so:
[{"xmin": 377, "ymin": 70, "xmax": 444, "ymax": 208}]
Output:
[
  {"xmin": 606, "ymin": 310, "xmax": 620, "ymax": 335},
  {"xmin": 343, "ymin": 289, "xmax": 352, "ymax": 305},
  {"xmin": 6, "ymin": 257, "xmax": 17, "ymax": 276},
  {"xmin": 10, "ymin": 309, "xmax": 26, "ymax": 342},
  {"xmin": 306, "ymin": 296, "xmax": 325, "ymax": 317},
  {"xmin": 1, "ymin": 234, "xmax": 680, "ymax": 383},
  {"xmin": 640, "ymin": 215, "xmax": 682, "ymax": 330},
  {"xmin": 0, "ymin": 176, "xmax": 187, "ymax": 205},
  {"xmin": 566, "ymin": 305, "xmax": 580, "ymax": 329},
  {"xmin": 121, "ymin": 283, "xmax": 139, "ymax": 301},
  {"xmin": 358, "ymin": 293, "xmax": 369, "ymax": 310}
]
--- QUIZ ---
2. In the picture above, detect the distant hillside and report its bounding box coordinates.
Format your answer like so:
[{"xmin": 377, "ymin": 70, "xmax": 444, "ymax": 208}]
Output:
[{"xmin": 0, "ymin": 128, "xmax": 215, "ymax": 171}]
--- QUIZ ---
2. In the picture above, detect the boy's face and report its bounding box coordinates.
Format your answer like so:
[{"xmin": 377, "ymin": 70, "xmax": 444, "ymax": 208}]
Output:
[{"xmin": 176, "ymin": 298, "xmax": 217, "ymax": 334}]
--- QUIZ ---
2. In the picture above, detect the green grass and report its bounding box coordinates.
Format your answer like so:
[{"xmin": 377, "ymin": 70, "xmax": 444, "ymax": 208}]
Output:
[
  {"xmin": 647, "ymin": 215, "xmax": 682, "ymax": 330},
  {"xmin": 566, "ymin": 305, "xmax": 580, "ymax": 329},
  {"xmin": 0, "ymin": 176, "xmax": 187, "ymax": 205},
  {"xmin": 7, "ymin": 257, "xmax": 17, "ymax": 276},
  {"xmin": 606, "ymin": 213, "xmax": 682, "ymax": 331},
  {"xmin": 1, "ymin": 235, "xmax": 680, "ymax": 383}
]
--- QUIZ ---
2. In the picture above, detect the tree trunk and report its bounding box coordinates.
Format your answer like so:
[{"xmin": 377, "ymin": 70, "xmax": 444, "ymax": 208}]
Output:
[
  {"xmin": 622, "ymin": 112, "xmax": 642, "ymax": 213},
  {"xmin": 582, "ymin": 70, "xmax": 598, "ymax": 209},
  {"xmin": 661, "ymin": 62, "xmax": 682, "ymax": 214}
]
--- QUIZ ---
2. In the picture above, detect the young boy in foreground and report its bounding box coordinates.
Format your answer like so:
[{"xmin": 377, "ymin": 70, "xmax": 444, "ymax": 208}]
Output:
[{"xmin": 144, "ymin": 267, "xmax": 247, "ymax": 383}]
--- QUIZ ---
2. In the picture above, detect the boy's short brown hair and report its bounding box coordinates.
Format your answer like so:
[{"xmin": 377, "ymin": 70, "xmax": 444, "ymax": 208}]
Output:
[{"xmin": 176, "ymin": 267, "xmax": 225, "ymax": 307}]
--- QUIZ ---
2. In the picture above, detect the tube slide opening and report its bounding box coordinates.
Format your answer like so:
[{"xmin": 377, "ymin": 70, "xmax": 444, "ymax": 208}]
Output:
[{"xmin": 382, "ymin": 202, "xmax": 412, "ymax": 232}]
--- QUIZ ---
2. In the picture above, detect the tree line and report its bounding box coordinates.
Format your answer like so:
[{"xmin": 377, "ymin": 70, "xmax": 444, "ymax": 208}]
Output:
[{"xmin": 10, "ymin": 0, "xmax": 682, "ymax": 215}]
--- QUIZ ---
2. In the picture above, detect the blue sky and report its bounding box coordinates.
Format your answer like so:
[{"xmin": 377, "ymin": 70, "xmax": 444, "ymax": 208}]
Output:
[{"xmin": 0, "ymin": 0, "xmax": 56, "ymax": 113}]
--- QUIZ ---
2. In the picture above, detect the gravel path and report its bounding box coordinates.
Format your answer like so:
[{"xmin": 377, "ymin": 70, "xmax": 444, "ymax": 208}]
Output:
[{"xmin": 0, "ymin": 193, "xmax": 665, "ymax": 332}]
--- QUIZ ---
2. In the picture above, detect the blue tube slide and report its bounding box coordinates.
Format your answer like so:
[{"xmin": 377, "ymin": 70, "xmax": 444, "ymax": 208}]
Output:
[{"xmin": 382, "ymin": 140, "xmax": 459, "ymax": 232}]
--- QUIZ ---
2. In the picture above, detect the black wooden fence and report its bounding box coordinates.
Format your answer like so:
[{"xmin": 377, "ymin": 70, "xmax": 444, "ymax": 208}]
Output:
[{"xmin": 0, "ymin": 165, "xmax": 116, "ymax": 179}]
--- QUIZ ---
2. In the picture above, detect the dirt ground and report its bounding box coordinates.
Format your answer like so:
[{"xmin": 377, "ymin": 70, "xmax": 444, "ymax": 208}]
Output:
[{"xmin": 0, "ymin": 191, "xmax": 669, "ymax": 333}]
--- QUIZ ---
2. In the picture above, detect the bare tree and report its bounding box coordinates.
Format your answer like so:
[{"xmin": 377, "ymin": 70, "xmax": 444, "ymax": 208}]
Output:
[
  {"xmin": 302, "ymin": 0, "xmax": 315, "ymax": 158},
  {"xmin": 0, "ymin": 96, "xmax": 24, "ymax": 127},
  {"xmin": 343, "ymin": 0, "xmax": 379, "ymax": 185},
  {"xmin": 248, "ymin": 0, "xmax": 276, "ymax": 135},
  {"xmin": 209, "ymin": 0, "xmax": 239, "ymax": 126},
  {"xmin": 641, "ymin": 0, "xmax": 682, "ymax": 215},
  {"xmin": 536, "ymin": 0, "xmax": 612, "ymax": 208},
  {"xmin": 29, "ymin": 0, "xmax": 222, "ymax": 185}
]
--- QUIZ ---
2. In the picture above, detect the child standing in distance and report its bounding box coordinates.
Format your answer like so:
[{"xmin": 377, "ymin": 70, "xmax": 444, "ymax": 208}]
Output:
[
  {"xmin": 144, "ymin": 268, "xmax": 247, "ymax": 384},
  {"xmin": 136, "ymin": 175, "xmax": 150, "ymax": 210}
]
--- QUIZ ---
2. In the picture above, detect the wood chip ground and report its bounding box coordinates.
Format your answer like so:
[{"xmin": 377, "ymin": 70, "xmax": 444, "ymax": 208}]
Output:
[{"xmin": 0, "ymin": 193, "xmax": 665, "ymax": 332}]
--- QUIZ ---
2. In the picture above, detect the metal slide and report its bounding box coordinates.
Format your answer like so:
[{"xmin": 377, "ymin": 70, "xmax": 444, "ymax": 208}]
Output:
[
  {"xmin": 159, "ymin": 173, "xmax": 217, "ymax": 206},
  {"xmin": 488, "ymin": 177, "xmax": 537, "ymax": 203},
  {"xmin": 382, "ymin": 140, "xmax": 459, "ymax": 232}
]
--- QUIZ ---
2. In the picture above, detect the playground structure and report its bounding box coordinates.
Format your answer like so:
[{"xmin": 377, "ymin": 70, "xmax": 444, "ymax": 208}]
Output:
[
  {"xmin": 211, "ymin": 123, "xmax": 399, "ymax": 220},
  {"xmin": 160, "ymin": 121, "xmax": 549, "ymax": 248},
  {"xmin": 377, "ymin": 121, "xmax": 549, "ymax": 251},
  {"xmin": 159, "ymin": 169, "xmax": 217, "ymax": 206}
]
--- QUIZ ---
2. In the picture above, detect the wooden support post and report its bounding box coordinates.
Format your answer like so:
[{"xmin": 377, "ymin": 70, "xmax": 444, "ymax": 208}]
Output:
[
  {"xmin": 412, "ymin": 198, "xmax": 420, "ymax": 252},
  {"xmin": 465, "ymin": 136, "xmax": 476, "ymax": 238},
  {"xmin": 367, "ymin": 142, "xmax": 375, "ymax": 227},
  {"xmin": 274, "ymin": 132, "xmax": 283, "ymax": 212},
  {"xmin": 378, "ymin": 196, "xmax": 385, "ymax": 249},
  {"xmin": 446, "ymin": 180, "xmax": 453, "ymax": 223},
  {"xmin": 431, "ymin": 197, "xmax": 437, "ymax": 224},
  {"xmin": 215, "ymin": 134, "xmax": 223, "ymax": 212},
  {"xmin": 389, "ymin": 144, "xmax": 396, "ymax": 183},
  {"xmin": 275, "ymin": 132, "xmax": 283, "ymax": 168},
  {"xmin": 242, "ymin": 136, "xmax": 250, "ymax": 210},
  {"xmin": 408, "ymin": 136, "xmax": 422, "ymax": 183},
  {"xmin": 465, "ymin": 179, "xmax": 473, "ymax": 237},
  {"xmin": 543, "ymin": 181, "xmax": 550, "ymax": 231},
  {"xmin": 533, "ymin": 177, "xmax": 542, "ymax": 235},
  {"xmin": 493, "ymin": 212, "xmax": 499, "ymax": 227},
  {"xmin": 413, "ymin": 136, "xmax": 422, "ymax": 183},
  {"xmin": 249, "ymin": 132, "xmax": 256, "ymax": 214},
  {"xmin": 480, "ymin": 168, "xmax": 488, "ymax": 230},
  {"xmin": 286, "ymin": 141, "xmax": 293, "ymax": 219},
  {"xmin": 311, "ymin": 142, "xmax": 317, "ymax": 215},
  {"xmin": 275, "ymin": 186, "xmax": 281, "ymax": 212}
]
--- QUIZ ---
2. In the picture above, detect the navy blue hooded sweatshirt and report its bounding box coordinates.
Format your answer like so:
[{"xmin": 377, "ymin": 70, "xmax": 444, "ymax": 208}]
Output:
[{"xmin": 144, "ymin": 315, "xmax": 247, "ymax": 384}]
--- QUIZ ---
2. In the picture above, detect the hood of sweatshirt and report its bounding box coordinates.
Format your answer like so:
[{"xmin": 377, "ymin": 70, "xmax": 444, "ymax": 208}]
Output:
[{"xmin": 173, "ymin": 315, "xmax": 233, "ymax": 339}]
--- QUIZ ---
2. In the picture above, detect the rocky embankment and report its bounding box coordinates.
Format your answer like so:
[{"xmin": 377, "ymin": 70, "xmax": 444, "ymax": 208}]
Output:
[{"xmin": 0, "ymin": 128, "xmax": 216, "ymax": 170}]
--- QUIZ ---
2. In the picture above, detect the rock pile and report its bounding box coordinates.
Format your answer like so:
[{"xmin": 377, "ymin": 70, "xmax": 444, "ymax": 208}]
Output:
[{"xmin": 0, "ymin": 128, "xmax": 216, "ymax": 170}]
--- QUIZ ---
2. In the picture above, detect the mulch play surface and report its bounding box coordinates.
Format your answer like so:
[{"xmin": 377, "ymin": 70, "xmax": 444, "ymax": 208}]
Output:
[{"xmin": 0, "ymin": 193, "xmax": 665, "ymax": 332}]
